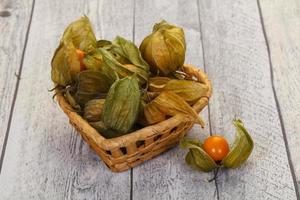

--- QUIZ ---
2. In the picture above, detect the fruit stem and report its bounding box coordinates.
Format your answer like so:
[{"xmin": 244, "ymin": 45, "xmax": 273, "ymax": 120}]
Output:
[{"xmin": 208, "ymin": 167, "xmax": 219, "ymax": 182}]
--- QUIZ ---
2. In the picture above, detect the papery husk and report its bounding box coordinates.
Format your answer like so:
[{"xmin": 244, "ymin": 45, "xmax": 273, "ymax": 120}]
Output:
[
  {"xmin": 180, "ymin": 138, "xmax": 218, "ymax": 172},
  {"xmin": 76, "ymin": 70, "xmax": 114, "ymax": 93},
  {"xmin": 98, "ymin": 48, "xmax": 148, "ymax": 85},
  {"xmin": 51, "ymin": 41, "xmax": 81, "ymax": 86},
  {"xmin": 141, "ymin": 91, "xmax": 160, "ymax": 103},
  {"xmin": 90, "ymin": 121, "xmax": 137, "ymax": 139},
  {"xmin": 82, "ymin": 49, "xmax": 102, "ymax": 71},
  {"xmin": 139, "ymin": 20, "xmax": 186, "ymax": 75},
  {"xmin": 145, "ymin": 91, "xmax": 205, "ymax": 127},
  {"xmin": 101, "ymin": 74, "xmax": 141, "ymax": 137},
  {"xmin": 149, "ymin": 77, "xmax": 171, "ymax": 92},
  {"xmin": 144, "ymin": 102, "xmax": 166, "ymax": 125},
  {"xmin": 74, "ymin": 70, "xmax": 115, "ymax": 106},
  {"xmin": 62, "ymin": 16, "xmax": 97, "ymax": 52},
  {"xmin": 64, "ymin": 87, "xmax": 81, "ymax": 111},
  {"xmin": 136, "ymin": 100, "xmax": 149, "ymax": 126},
  {"xmin": 163, "ymin": 79, "xmax": 209, "ymax": 104},
  {"xmin": 89, "ymin": 121, "xmax": 118, "ymax": 138},
  {"xmin": 123, "ymin": 64, "xmax": 149, "ymax": 85},
  {"xmin": 95, "ymin": 36, "xmax": 150, "ymax": 83},
  {"xmin": 51, "ymin": 16, "xmax": 97, "ymax": 86},
  {"xmin": 83, "ymin": 99, "xmax": 105, "ymax": 122},
  {"xmin": 97, "ymin": 40, "xmax": 112, "ymax": 49},
  {"xmin": 222, "ymin": 119, "xmax": 254, "ymax": 168},
  {"xmin": 97, "ymin": 39, "xmax": 130, "ymax": 64},
  {"xmin": 112, "ymin": 36, "xmax": 150, "ymax": 71}
]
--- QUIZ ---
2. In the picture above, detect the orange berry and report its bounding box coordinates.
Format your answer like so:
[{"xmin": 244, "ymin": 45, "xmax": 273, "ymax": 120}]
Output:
[{"xmin": 203, "ymin": 135, "xmax": 229, "ymax": 161}]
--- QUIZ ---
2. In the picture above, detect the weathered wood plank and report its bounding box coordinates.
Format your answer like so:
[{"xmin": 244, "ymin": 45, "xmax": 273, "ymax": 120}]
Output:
[
  {"xmin": 0, "ymin": 0, "xmax": 133, "ymax": 199},
  {"xmin": 198, "ymin": 0, "xmax": 297, "ymax": 199},
  {"xmin": 259, "ymin": 0, "xmax": 300, "ymax": 194},
  {"xmin": 0, "ymin": 0, "xmax": 33, "ymax": 157},
  {"xmin": 133, "ymin": 0, "xmax": 218, "ymax": 199}
]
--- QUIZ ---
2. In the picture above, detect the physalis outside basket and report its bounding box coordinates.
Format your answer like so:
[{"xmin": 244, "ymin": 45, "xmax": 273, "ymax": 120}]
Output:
[{"xmin": 56, "ymin": 64, "xmax": 212, "ymax": 172}]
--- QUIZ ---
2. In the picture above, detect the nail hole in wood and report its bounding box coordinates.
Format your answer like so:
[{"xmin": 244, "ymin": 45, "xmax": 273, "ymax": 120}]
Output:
[{"xmin": 0, "ymin": 10, "xmax": 11, "ymax": 17}]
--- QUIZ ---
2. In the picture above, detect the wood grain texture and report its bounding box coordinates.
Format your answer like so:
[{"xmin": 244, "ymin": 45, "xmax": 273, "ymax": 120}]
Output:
[
  {"xmin": 0, "ymin": 0, "xmax": 33, "ymax": 156},
  {"xmin": 198, "ymin": 0, "xmax": 298, "ymax": 199},
  {"xmin": 0, "ymin": 0, "xmax": 134, "ymax": 199},
  {"xmin": 133, "ymin": 0, "xmax": 218, "ymax": 199},
  {"xmin": 259, "ymin": 0, "xmax": 300, "ymax": 194}
]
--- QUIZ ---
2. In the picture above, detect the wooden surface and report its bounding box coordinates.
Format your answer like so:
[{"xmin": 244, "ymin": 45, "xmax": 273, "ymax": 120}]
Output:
[
  {"xmin": 0, "ymin": 0, "xmax": 299, "ymax": 199},
  {"xmin": 259, "ymin": 0, "xmax": 300, "ymax": 191},
  {"xmin": 0, "ymin": 0, "xmax": 33, "ymax": 157}
]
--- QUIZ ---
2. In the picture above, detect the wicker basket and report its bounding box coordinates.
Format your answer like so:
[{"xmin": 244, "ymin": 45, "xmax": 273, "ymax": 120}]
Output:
[{"xmin": 55, "ymin": 64, "xmax": 211, "ymax": 172}]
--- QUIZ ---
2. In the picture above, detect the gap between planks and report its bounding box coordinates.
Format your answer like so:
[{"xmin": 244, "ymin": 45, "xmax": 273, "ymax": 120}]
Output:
[
  {"xmin": 130, "ymin": 0, "xmax": 136, "ymax": 199},
  {"xmin": 256, "ymin": 0, "xmax": 300, "ymax": 198},
  {"xmin": 0, "ymin": 0, "xmax": 36, "ymax": 174},
  {"xmin": 196, "ymin": 0, "xmax": 220, "ymax": 199}
]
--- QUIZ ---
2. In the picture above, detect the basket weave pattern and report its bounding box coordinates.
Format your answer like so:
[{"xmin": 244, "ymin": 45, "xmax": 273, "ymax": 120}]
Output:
[{"xmin": 56, "ymin": 64, "xmax": 212, "ymax": 172}]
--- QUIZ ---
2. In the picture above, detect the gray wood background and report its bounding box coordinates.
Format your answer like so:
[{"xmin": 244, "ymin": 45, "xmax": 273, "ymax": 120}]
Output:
[{"xmin": 0, "ymin": 0, "xmax": 299, "ymax": 199}]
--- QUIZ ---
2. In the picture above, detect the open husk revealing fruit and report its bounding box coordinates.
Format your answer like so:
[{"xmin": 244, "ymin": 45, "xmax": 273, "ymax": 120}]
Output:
[
  {"xmin": 51, "ymin": 16, "xmax": 97, "ymax": 86},
  {"xmin": 180, "ymin": 119, "xmax": 254, "ymax": 172}
]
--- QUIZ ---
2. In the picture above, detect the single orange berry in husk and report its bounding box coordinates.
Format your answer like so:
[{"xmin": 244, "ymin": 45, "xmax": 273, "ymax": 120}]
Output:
[
  {"xmin": 203, "ymin": 135, "xmax": 229, "ymax": 161},
  {"xmin": 76, "ymin": 49, "xmax": 86, "ymax": 70}
]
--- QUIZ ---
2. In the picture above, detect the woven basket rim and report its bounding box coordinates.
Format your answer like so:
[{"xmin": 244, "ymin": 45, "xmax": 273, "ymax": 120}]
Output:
[{"xmin": 55, "ymin": 64, "xmax": 212, "ymax": 150}]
